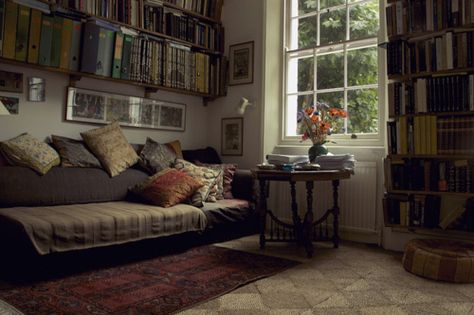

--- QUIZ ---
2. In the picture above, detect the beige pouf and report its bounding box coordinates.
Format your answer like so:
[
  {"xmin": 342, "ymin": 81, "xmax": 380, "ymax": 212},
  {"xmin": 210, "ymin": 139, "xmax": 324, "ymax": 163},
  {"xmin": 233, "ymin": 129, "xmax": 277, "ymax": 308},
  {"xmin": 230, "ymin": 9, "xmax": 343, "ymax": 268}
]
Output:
[{"xmin": 402, "ymin": 239, "xmax": 474, "ymax": 283}]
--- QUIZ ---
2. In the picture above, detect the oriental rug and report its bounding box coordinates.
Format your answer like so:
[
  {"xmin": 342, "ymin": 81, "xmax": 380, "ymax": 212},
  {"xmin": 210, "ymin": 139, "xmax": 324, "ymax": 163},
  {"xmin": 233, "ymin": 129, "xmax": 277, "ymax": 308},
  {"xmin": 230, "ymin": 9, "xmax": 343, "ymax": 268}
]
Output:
[{"xmin": 0, "ymin": 245, "xmax": 298, "ymax": 315}]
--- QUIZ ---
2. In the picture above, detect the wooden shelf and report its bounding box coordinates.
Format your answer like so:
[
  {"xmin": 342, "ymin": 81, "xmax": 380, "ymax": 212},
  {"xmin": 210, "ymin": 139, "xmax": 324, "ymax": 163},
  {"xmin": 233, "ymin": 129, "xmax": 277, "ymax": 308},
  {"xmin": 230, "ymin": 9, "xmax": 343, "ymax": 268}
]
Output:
[
  {"xmin": 389, "ymin": 190, "xmax": 474, "ymax": 197},
  {"xmin": 52, "ymin": 6, "xmax": 223, "ymax": 55},
  {"xmin": 0, "ymin": 57, "xmax": 216, "ymax": 99},
  {"xmin": 388, "ymin": 67, "xmax": 474, "ymax": 81},
  {"xmin": 388, "ymin": 154, "xmax": 474, "ymax": 160},
  {"xmin": 389, "ymin": 225, "xmax": 474, "ymax": 239},
  {"xmin": 388, "ymin": 24, "xmax": 474, "ymax": 42},
  {"xmin": 161, "ymin": 1, "xmax": 221, "ymax": 24}
]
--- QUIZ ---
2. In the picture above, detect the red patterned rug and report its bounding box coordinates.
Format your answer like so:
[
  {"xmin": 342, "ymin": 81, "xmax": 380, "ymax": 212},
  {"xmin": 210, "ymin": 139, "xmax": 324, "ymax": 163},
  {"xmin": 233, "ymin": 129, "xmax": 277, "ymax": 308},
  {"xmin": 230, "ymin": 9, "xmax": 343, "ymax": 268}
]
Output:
[{"xmin": 0, "ymin": 245, "xmax": 298, "ymax": 315}]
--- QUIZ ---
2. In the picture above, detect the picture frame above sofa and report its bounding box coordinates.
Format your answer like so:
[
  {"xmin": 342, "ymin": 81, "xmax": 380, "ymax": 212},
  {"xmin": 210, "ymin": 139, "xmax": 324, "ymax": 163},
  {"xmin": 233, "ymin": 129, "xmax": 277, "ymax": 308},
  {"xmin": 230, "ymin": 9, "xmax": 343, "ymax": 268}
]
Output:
[{"xmin": 65, "ymin": 87, "xmax": 186, "ymax": 131}]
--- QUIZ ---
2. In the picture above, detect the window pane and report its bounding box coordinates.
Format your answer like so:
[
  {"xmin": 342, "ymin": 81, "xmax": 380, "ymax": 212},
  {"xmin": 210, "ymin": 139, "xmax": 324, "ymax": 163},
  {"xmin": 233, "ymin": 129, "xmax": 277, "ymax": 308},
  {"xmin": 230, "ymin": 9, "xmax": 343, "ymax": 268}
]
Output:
[
  {"xmin": 321, "ymin": 0, "xmax": 345, "ymax": 10},
  {"xmin": 296, "ymin": 16, "xmax": 318, "ymax": 49},
  {"xmin": 347, "ymin": 47, "xmax": 378, "ymax": 86},
  {"xmin": 320, "ymin": 8, "xmax": 346, "ymax": 45},
  {"xmin": 317, "ymin": 52, "xmax": 344, "ymax": 89},
  {"xmin": 287, "ymin": 94, "xmax": 314, "ymax": 136},
  {"xmin": 347, "ymin": 88, "xmax": 378, "ymax": 133},
  {"xmin": 296, "ymin": 0, "xmax": 318, "ymax": 16},
  {"xmin": 317, "ymin": 91, "xmax": 345, "ymax": 134},
  {"xmin": 297, "ymin": 94, "xmax": 314, "ymax": 112},
  {"xmin": 287, "ymin": 56, "xmax": 314, "ymax": 93},
  {"xmin": 349, "ymin": 0, "xmax": 379, "ymax": 40}
]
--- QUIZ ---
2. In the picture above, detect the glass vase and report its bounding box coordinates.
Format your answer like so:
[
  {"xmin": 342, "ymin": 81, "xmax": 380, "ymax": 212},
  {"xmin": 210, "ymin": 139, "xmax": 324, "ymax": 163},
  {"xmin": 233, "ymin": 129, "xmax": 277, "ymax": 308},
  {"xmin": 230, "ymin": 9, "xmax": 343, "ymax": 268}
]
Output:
[{"xmin": 308, "ymin": 143, "xmax": 328, "ymax": 163}]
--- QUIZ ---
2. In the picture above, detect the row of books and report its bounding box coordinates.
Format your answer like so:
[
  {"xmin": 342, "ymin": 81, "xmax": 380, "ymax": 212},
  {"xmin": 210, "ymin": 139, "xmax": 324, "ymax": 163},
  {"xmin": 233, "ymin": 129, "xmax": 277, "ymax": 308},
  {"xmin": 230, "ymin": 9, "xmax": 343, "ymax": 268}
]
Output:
[
  {"xmin": 54, "ymin": 0, "xmax": 223, "ymax": 20},
  {"xmin": 388, "ymin": 115, "xmax": 474, "ymax": 155},
  {"xmin": 386, "ymin": 0, "xmax": 474, "ymax": 37},
  {"xmin": 54, "ymin": 0, "xmax": 224, "ymax": 51},
  {"xmin": 388, "ymin": 74, "xmax": 474, "ymax": 115},
  {"xmin": 0, "ymin": 2, "xmax": 226, "ymax": 95},
  {"xmin": 386, "ymin": 158, "xmax": 473, "ymax": 193},
  {"xmin": 384, "ymin": 193, "xmax": 441, "ymax": 228},
  {"xmin": 387, "ymin": 31, "xmax": 474, "ymax": 76}
]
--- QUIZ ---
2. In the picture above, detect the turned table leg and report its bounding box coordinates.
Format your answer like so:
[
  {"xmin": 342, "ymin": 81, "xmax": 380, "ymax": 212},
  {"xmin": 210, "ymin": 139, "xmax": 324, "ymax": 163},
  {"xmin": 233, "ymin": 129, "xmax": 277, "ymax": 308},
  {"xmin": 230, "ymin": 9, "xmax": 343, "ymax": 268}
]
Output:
[
  {"xmin": 332, "ymin": 179, "xmax": 340, "ymax": 248},
  {"xmin": 289, "ymin": 181, "xmax": 302, "ymax": 244},
  {"xmin": 258, "ymin": 179, "xmax": 267, "ymax": 249},
  {"xmin": 304, "ymin": 181, "xmax": 314, "ymax": 258}
]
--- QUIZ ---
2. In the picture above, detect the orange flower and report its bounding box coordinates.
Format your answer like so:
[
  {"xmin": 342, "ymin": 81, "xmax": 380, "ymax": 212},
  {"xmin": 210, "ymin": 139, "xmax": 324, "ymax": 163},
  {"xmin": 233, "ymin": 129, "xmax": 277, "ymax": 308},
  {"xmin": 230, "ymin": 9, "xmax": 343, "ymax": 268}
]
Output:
[
  {"xmin": 328, "ymin": 108, "xmax": 339, "ymax": 117},
  {"xmin": 305, "ymin": 107, "xmax": 314, "ymax": 115},
  {"xmin": 320, "ymin": 122, "xmax": 331, "ymax": 131},
  {"xmin": 311, "ymin": 115, "xmax": 320, "ymax": 123}
]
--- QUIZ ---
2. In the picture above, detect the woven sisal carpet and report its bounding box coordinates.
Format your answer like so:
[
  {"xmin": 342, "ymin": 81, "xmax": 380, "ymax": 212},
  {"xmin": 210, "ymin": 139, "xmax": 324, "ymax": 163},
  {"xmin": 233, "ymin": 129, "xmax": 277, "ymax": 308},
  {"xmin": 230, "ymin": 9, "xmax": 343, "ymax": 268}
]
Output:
[{"xmin": 0, "ymin": 245, "xmax": 298, "ymax": 315}]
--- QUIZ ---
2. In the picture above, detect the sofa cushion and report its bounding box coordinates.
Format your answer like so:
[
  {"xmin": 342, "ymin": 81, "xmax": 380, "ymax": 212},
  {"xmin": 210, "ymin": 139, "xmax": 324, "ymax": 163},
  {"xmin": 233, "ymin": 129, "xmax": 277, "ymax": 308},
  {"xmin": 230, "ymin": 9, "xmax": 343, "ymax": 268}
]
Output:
[
  {"xmin": 196, "ymin": 162, "xmax": 237, "ymax": 199},
  {"xmin": 139, "ymin": 137, "xmax": 177, "ymax": 174},
  {"xmin": 0, "ymin": 166, "xmax": 148, "ymax": 207},
  {"xmin": 51, "ymin": 135, "xmax": 101, "ymax": 168},
  {"xmin": 1, "ymin": 133, "xmax": 60, "ymax": 175},
  {"xmin": 201, "ymin": 199, "xmax": 251, "ymax": 228},
  {"xmin": 81, "ymin": 122, "xmax": 139, "ymax": 177},
  {"xmin": 173, "ymin": 159, "xmax": 221, "ymax": 207},
  {"xmin": 132, "ymin": 168, "xmax": 202, "ymax": 208},
  {"xmin": 0, "ymin": 201, "xmax": 208, "ymax": 255}
]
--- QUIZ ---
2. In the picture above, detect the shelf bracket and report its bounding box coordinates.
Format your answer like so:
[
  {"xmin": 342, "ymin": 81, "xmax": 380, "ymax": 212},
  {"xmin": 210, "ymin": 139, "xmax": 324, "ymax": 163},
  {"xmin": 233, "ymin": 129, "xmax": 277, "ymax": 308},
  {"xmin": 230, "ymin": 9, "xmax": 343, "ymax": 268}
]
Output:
[
  {"xmin": 69, "ymin": 75, "xmax": 82, "ymax": 87},
  {"xmin": 144, "ymin": 87, "xmax": 158, "ymax": 98}
]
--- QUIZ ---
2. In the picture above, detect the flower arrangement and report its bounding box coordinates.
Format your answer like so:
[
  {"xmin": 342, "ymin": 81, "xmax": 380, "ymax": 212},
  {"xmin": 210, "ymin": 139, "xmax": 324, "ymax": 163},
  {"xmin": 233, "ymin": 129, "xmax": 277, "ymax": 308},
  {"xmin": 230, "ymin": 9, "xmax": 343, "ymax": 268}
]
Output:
[{"xmin": 297, "ymin": 102, "xmax": 347, "ymax": 145}]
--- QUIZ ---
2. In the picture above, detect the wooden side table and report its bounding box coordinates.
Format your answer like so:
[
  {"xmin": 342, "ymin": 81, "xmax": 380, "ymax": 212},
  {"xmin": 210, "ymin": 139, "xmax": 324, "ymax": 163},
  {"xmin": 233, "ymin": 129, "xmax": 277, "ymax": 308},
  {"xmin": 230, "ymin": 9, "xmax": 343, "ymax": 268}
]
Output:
[{"xmin": 251, "ymin": 169, "xmax": 352, "ymax": 257}]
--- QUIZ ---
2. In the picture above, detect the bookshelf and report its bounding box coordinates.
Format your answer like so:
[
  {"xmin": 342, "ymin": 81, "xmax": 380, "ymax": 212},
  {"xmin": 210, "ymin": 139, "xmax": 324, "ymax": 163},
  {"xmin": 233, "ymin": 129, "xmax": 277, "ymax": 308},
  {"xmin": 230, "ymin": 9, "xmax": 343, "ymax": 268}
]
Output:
[
  {"xmin": 0, "ymin": 0, "xmax": 227, "ymax": 103},
  {"xmin": 384, "ymin": 0, "xmax": 474, "ymax": 235}
]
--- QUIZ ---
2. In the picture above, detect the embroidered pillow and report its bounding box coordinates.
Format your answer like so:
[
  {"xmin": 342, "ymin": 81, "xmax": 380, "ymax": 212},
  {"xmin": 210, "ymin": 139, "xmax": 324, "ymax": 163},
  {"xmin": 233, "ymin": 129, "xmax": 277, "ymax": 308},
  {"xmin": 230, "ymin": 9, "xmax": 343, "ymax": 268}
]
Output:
[
  {"xmin": 1, "ymin": 133, "xmax": 60, "ymax": 175},
  {"xmin": 132, "ymin": 168, "xmax": 202, "ymax": 208},
  {"xmin": 197, "ymin": 162, "xmax": 237, "ymax": 199},
  {"xmin": 139, "ymin": 137, "xmax": 177, "ymax": 174},
  {"xmin": 80, "ymin": 122, "xmax": 139, "ymax": 177},
  {"xmin": 165, "ymin": 140, "xmax": 183, "ymax": 159},
  {"xmin": 173, "ymin": 159, "xmax": 221, "ymax": 207},
  {"xmin": 51, "ymin": 135, "xmax": 101, "ymax": 168}
]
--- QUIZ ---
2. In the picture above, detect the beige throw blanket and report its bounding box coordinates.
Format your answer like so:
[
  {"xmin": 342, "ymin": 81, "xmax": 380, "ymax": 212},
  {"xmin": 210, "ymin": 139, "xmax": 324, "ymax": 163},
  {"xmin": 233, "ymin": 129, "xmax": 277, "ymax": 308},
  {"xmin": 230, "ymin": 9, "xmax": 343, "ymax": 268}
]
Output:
[{"xmin": 0, "ymin": 201, "xmax": 207, "ymax": 255}]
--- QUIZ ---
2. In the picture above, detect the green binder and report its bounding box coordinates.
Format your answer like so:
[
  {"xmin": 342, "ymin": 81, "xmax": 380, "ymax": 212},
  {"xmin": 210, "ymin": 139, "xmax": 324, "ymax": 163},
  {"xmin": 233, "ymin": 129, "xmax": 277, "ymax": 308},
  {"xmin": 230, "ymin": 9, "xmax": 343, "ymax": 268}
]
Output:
[
  {"xmin": 120, "ymin": 34, "xmax": 133, "ymax": 80},
  {"xmin": 15, "ymin": 5, "xmax": 30, "ymax": 61},
  {"xmin": 95, "ymin": 28, "xmax": 114, "ymax": 77},
  {"xmin": 112, "ymin": 32, "xmax": 123, "ymax": 78},
  {"xmin": 38, "ymin": 15, "xmax": 53, "ymax": 66},
  {"xmin": 50, "ymin": 15, "xmax": 63, "ymax": 67},
  {"xmin": 69, "ymin": 20, "xmax": 82, "ymax": 71},
  {"xmin": 3, "ymin": 2, "xmax": 18, "ymax": 59},
  {"xmin": 0, "ymin": 0, "xmax": 6, "ymax": 57}
]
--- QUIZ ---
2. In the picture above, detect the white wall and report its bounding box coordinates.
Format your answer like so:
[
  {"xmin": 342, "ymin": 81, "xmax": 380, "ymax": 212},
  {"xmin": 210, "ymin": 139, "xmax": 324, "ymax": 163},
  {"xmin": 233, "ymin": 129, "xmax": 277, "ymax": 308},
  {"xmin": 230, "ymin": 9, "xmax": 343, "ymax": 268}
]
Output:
[
  {"xmin": 0, "ymin": 63, "xmax": 209, "ymax": 148},
  {"xmin": 207, "ymin": 0, "xmax": 264, "ymax": 169}
]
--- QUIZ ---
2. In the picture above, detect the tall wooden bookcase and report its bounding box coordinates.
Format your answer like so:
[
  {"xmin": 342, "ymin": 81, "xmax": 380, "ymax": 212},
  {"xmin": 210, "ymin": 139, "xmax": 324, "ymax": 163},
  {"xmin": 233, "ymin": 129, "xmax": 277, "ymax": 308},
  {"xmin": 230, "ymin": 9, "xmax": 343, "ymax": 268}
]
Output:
[
  {"xmin": 0, "ymin": 0, "xmax": 226, "ymax": 103},
  {"xmin": 384, "ymin": 0, "xmax": 474, "ymax": 238}
]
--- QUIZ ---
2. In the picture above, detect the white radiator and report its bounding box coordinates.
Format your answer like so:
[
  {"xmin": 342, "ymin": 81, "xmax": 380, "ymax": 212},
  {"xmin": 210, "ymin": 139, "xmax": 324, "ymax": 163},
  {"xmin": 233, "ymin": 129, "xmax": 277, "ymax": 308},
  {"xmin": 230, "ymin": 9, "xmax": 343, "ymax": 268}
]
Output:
[{"xmin": 266, "ymin": 161, "xmax": 378, "ymax": 236}]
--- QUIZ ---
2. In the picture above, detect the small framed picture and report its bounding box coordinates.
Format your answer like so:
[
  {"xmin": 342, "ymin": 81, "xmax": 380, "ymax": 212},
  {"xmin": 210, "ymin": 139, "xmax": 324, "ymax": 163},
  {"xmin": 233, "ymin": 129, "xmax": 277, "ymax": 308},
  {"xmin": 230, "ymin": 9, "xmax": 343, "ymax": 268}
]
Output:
[
  {"xmin": 0, "ymin": 70, "xmax": 23, "ymax": 93},
  {"xmin": 0, "ymin": 95, "xmax": 19, "ymax": 114},
  {"xmin": 28, "ymin": 77, "xmax": 46, "ymax": 102},
  {"xmin": 221, "ymin": 117, "xmax": 243, "ymax": 156},
  {"xmin": 228, "ymin": 41, "xmax": 254, "ymax": 86}
]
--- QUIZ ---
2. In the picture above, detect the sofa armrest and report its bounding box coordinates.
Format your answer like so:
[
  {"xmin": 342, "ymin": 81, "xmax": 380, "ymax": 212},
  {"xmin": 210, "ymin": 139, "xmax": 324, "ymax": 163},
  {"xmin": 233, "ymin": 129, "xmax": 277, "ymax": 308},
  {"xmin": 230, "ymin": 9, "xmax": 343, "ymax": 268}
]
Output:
[{"xmin": 231, "ymin": 169, "xmax": 255, "ymax": 202}]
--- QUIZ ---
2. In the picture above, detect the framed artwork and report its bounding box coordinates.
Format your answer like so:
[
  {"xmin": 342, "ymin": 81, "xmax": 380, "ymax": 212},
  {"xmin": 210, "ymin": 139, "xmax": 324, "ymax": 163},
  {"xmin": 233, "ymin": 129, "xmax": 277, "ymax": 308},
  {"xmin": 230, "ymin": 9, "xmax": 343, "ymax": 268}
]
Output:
[
  {"xmin": 221, "ymin": 117, "xmax": 243, "ymax": 156},
  {"xmin": 28, "ymin": 77, "xmax": 46, "ymax": 102},
  {"xmin": 228, "ymin": 41, "xmax": 254, "ymax": 86},
  {"xmin": 65, "ymin": 87, "xmax": 186, "ymax": 131},
  {"xmin": 0, "ymin": 70, "xmax": 23, "ymax": 93},
  {"xmin": 0, "ymin": 96, "xmax": 19, "ymax": 114}
]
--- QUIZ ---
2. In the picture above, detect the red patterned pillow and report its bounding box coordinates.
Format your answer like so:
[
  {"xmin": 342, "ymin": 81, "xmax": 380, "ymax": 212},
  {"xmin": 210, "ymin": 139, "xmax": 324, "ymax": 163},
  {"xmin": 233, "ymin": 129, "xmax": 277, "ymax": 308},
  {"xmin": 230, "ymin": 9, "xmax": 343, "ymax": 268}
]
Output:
[
  {"xmin": 132, "ymin": 168, "xmax": 203, "ymax": 208},
  {"xmin": 196, "ymin": 162, "xmax": 237, "ymax": 199}
]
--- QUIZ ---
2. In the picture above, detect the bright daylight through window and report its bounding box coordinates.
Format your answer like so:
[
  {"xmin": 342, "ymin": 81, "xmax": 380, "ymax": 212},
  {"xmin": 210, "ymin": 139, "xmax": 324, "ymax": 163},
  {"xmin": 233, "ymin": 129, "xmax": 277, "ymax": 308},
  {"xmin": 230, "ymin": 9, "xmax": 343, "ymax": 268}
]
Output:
[{"xmin": 285, "ymin": 0, "xmax": 380, "ymax": 140}]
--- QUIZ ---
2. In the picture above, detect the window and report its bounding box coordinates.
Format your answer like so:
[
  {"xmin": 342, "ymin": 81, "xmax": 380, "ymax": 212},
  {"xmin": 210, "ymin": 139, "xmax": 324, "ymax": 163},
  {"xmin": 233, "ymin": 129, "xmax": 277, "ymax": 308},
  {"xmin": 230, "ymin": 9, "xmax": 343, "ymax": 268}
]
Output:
[{"xmin": 284, "ymin": 0, "xmax": 380, "ymax": 141}]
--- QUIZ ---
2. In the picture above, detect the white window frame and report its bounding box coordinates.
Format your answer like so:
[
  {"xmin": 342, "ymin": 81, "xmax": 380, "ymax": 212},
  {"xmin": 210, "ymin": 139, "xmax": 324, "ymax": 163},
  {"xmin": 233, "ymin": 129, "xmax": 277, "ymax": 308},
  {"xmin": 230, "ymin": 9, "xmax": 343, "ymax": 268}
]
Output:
[{"xmin": 281, "ymin": 0, "xmax": 386, "ymax": 147}]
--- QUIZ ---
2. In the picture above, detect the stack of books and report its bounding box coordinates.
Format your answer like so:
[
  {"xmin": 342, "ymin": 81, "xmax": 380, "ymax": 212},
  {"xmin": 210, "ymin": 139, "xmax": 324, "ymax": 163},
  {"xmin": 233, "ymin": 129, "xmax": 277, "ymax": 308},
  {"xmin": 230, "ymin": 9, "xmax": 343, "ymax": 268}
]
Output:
[
  {"xmin": 315, "ymin": 154, "xmax": 355, "ymax": 170},
  {"xmin": 266, "ymin": 154, "xmax": 309, "ymax": 166}
]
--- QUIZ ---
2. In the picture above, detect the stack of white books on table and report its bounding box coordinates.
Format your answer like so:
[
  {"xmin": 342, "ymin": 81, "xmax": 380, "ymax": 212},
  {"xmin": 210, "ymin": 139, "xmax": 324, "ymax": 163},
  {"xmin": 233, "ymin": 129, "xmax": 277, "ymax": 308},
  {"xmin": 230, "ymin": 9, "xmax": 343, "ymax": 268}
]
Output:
[
  {"xmin": 266, "ymin": 154, "xmax": 309, "ymax": 166},
  {"xmin": 315, "ymin": 154, "xmax": 355, "ymax": 170}
]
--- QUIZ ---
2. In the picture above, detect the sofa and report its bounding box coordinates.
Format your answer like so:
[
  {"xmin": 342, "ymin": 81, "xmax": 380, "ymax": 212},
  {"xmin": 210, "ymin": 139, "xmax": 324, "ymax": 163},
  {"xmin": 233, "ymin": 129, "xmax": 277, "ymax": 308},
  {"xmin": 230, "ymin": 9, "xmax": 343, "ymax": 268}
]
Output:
[{"xmin": 0, "ymin": 147, "xmax": 256, "ymax": 276}]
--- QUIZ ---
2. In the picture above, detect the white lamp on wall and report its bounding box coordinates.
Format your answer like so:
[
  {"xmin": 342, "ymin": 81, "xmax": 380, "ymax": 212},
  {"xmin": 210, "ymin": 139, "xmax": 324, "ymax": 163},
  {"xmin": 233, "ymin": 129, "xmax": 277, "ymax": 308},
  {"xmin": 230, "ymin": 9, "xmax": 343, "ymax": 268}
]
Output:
[
  {"xmin": 236, "ymin": 97, "xmax": 255, "ymax": 115},
  {"xmin": 0, "ymin": 101, "xmax": 10, "ymax": 115}
]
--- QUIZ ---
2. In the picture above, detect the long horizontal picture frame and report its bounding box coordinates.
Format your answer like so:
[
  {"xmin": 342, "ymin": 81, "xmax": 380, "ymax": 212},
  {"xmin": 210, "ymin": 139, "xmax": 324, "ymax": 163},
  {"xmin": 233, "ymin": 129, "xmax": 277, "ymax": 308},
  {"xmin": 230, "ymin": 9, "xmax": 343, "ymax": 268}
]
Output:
[{"xmin": 65, "ymin": 87, "xmax": 186, "ymax": 131}]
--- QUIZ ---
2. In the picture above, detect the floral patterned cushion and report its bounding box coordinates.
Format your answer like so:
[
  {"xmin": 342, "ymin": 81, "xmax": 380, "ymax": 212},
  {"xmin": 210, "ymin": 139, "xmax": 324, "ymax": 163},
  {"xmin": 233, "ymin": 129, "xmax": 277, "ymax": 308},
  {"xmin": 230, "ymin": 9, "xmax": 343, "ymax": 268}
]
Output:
[
  {"xmin": 51, "ymin": 135, "xmax": 102, "ymax": 168},
  {"xmin": 197, "ymin": 162, "xmax": 237, "ymax": 199},
  {"xmin": 131, "ymin": 168, "xmax": 203, "ymax": 208},
  {"xmin": 80, "ymin": 122, "xmax": 139, "ymax": 177},
  {"xmin": 1, "ymin": 133, "xmax": 60, "ymax": 175},
  {"xmin": 139, "ymin": 137, "xmax": 177, "ymax": 174},
  {"xmin": 165, "ymin": 140, "xmax": 183, "ymax": 159},
  {"xmin": 173, "ymin": 159, "xmax": 221, "ymax": 207}
]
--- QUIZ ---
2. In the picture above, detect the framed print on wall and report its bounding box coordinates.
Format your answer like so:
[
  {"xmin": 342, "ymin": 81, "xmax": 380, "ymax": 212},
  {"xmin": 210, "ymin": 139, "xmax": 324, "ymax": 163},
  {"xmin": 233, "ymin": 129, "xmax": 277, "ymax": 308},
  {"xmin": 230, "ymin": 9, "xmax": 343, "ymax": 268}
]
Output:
[
  {"xmin": 228, "ymin": 41, "xmax": 254, "ymax": 86},
  {"xmin": 221, "ymin": 117, "xmax": 243, "ymax": 156},
  {"xmin": 65, "ymin": 87, "xmax": 186, "ymax": 131}
]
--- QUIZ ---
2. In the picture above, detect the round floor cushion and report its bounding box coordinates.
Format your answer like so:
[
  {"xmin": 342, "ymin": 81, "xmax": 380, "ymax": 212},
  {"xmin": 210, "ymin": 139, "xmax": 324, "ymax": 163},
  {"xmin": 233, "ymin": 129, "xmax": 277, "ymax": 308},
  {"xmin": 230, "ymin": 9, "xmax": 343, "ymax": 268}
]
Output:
[{"xmin": 402, "ymin": 239, "xmax": 474, "ymax": 283}]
